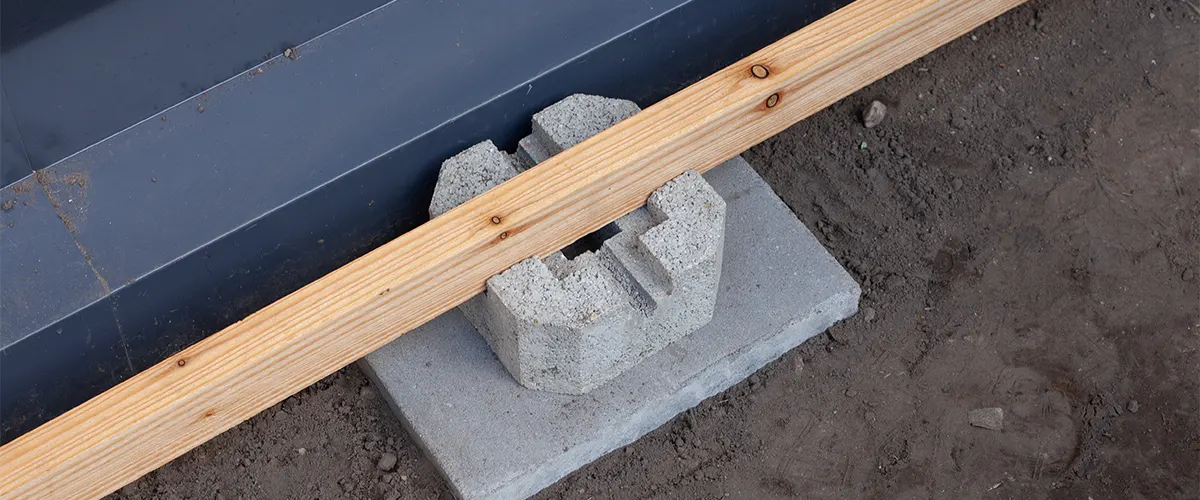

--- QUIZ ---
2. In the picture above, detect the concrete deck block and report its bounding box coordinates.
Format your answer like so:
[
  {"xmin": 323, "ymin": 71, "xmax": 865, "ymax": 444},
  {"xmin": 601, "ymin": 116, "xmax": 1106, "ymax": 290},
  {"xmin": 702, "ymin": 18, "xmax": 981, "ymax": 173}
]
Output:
[
  {"xmin": 362, "ymin": 156, "xmax": 861, "ymax": 500},
  {"xmin": 597, "ymin": 171, "xmax": 726, "ymax": 348},
  {"xmin": 431, "ymin": 95, "xmax": 725, "ymax": 395},
  {"xmin": 429, "ymin": 140, "xmax": 519, "ymax": 218},
  {"xmin": 514, "ymin": 135, "xmax": 548, "ymax": 170},
  {"xmin": 532, "ymin": 94, "xmax": 640, "ymax": 156},
  {"xmin": 440, "ymin": 167, "xmax": 725, "ymax": 393},
  {"xmin": 475, "ymin": 253, "xmax": 637, "ymax": 394}
]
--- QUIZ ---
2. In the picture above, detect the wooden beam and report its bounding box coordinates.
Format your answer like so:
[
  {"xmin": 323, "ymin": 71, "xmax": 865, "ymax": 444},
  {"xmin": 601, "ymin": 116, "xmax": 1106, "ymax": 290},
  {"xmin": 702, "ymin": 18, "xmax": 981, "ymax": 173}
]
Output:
[{"xmin": 0, "ymin": 0, "xmax": 1024, "ymax": 497}]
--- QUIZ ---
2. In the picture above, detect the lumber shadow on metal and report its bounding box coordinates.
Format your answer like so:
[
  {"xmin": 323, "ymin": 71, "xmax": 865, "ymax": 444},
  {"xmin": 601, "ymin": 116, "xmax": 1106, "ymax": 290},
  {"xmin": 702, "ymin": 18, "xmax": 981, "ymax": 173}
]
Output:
[{"xmin": 0, "ymin": 0, "xmax": 847, "ymax": 443}]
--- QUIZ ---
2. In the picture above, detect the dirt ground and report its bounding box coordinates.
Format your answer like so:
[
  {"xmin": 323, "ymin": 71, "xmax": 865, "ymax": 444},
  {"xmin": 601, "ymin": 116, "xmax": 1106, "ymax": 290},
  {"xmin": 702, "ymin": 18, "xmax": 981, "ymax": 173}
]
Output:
[{"xmin": 115, "ymin": 0, "xmax": 1199, "ymax": 498}]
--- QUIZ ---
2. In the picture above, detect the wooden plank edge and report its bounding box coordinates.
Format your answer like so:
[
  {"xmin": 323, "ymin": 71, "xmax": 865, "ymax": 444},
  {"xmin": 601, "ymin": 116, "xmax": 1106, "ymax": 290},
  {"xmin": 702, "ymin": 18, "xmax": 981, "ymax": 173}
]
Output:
[{"xmin": 0, "ymin": 0, "xmax": 1026, "ymax": 497}]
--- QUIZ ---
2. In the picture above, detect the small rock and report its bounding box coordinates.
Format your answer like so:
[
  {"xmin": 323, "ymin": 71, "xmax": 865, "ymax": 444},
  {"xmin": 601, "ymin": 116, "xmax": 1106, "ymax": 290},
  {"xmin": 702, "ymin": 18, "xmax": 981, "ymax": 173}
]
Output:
[
  {"xmin": 862, "ymin": 306, "xmax": 877, "ymax": 323},
  {"xmin": 1, "ymin": 200, "xmax": 15, "ymax": 212},
  {"xmin": 377, "ymin": 452, "xmax": 398, "ymax": 471},
  {"xmin": 296, "ymin": 447, "xmax": 306, "ymax": 456},
  {"xmin": 845, "ymin": 388, "xmax": 858, "ymax": 398},
  {"xmin": 1182, "ymin": 267, "xmax": 1195, "ymax": 282},
  {"xmin": 951, "ymin": 178, "xmax": 964, "ymax": 191},
  {"xmin": 360, "ymin": 386, "xmax": 376, "ymax": 399},
  {"xmin": 862, "ymin": 100, "xmax": 888, "ymax": 128},
  {"xmin": 399, "ymin": 475, "xmax": 408, "ymax": 482},
  {"xmin": 1127, "ymin": 400, "xmax": 1140, "ymax": 413},
  {"xmin": 284, "ymin": 47, "xmax": 300, "ymax": 60},
  {"xmin": 968, "ymin": 407, "xmax": 1004, "ymax": 431}
]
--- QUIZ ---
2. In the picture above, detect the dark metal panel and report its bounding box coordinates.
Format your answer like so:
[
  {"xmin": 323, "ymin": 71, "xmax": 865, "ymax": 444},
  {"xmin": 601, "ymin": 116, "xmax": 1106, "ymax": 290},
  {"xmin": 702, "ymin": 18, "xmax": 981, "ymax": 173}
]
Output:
[
  {"xmin": 115, "ymin": 206, "xmax": 403, "ymax": 372},
  {"xmin": 40, "ymin": 0, "xmax": 685, "ymax": 290},
  {"xmin": 0, "ymin": 176, "xmax": 109, "ymax": 349},
  {"xmin": 0, "ymin": 89, "xmax": 33, "ymax": 187},
  {"xmin": 1, "ymin": 0, "xmax": 119, "ymax": 49},
  {"xmin": 1, "ymin": 0, "xmax": 848, "ymax": 443},
  {"xmin": 102, "ymin": 0, "xmax": 847, "ymax": 382},
  {"xmin": 0, "ymin": 298, "xmax": 132, "ymax": 443},
  {"xmin": 0, "ymin": 0, "xmax": 390, "ymax": 169}
]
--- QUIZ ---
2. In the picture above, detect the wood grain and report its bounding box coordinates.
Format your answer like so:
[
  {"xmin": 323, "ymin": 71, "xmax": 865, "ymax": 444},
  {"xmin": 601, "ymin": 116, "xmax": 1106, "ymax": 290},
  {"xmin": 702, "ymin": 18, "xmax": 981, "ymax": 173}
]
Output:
[{"xmin": 0, "ymin": 0, "xmax": 1025, "ymax": 497}]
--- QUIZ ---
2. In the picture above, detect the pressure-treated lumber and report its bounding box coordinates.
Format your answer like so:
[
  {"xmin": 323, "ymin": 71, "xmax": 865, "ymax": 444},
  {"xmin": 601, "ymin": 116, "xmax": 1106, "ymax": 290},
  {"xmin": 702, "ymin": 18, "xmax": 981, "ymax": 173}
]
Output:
[{"xmin": 0, "ymin": 0, "xmax": 1025, "ymax": 497}]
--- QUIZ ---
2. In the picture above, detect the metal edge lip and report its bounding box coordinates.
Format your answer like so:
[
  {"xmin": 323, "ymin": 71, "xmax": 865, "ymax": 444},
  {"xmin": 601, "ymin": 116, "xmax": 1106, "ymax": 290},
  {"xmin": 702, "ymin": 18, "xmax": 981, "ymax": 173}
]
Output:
[{"xmin": 19, "ymin": 0, "xmax": 406, "ymax": 172}]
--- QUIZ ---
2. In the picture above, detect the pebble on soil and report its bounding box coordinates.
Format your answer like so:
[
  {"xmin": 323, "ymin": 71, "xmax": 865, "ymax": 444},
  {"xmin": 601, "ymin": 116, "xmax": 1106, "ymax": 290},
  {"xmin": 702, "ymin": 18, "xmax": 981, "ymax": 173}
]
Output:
[
  {"xmin": 968, "ymin": 407, "xmax": 1004, "ymax": 431},
  {"xmin": 377, "ymin": 452, "xmax": 398, "ymax": 472},
  {"xmin": 862, "ymin": 100, "xmax": 888, "ymax": 128}
]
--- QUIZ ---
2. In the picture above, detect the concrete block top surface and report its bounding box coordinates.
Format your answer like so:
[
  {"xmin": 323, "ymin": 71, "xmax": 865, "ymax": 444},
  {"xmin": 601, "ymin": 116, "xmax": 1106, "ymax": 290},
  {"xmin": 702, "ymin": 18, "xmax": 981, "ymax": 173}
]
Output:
[
  {"xmin": 429, "ymin": 140, "xmax": 520, "ymax": 218},
  {"xmin": 642, "ymin": 170, "xmax": 726, "ymax": 277},
  {"xmin": 532, "ymin": 94, "xmax": 641, "ymax": 156},
  {"xmin": 488, "ymin": 255, "xmax": 628, "ymax": 330}
]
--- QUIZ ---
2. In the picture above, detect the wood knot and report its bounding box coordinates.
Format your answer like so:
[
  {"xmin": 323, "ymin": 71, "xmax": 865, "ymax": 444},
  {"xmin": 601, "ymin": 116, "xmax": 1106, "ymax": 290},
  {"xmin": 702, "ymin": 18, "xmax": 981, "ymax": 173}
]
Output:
[
  {"xmin": 765, "ymin": 93, "xmax": 780, "ymax": 108},
  {"xmin": 750, "ymin": 64, "xmax": 770, "ymax": 79}
]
